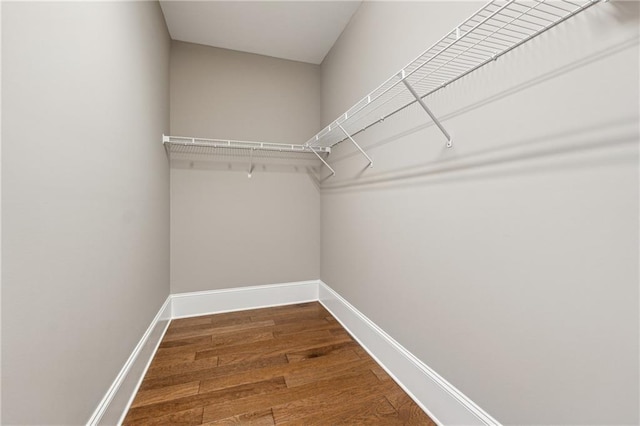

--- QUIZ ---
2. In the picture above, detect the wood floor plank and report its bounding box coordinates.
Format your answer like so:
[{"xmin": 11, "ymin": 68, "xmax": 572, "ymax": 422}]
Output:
[
  {"xmin": 203, "ymin": 409, "xmax": 275, "ymax": 425},
  {"xmin": 165, "ymin": 322, "xmax": 226, "ymax": 337},
  {"xmin": 169, "ymin": 318, "xmax": 339, "ymax": 346},
  {"xmin": 211, "ymin": 330, "xmax": 353, "ymax": 365},
  {"xmin": 123, "ymin": 406, "xmax": 204, "ymax": 426},
  {"xmin": 130, "ymin": 382, "xmax": 200, "ymax": 408},
  {"xmin": 270, "ymin": 374, "xmax": 390, "ymax": 424},
  {"xmin": 199, "ymin": 349, "xmax": 361, "ymax": 394},
  {"xmin": 124, "ymin": 302, "xmax": 435, "ymax": 425},
  {"xmin": 160, "ymin": 335, "xmax": 213, "ymax": 349},
  {"xmin": 167, "ymin": 314, "xmax": 255, "ymax": 335},
  {"xmin": 285, "ymin": 341, "xmax": 360, "ymax": 363},
  {"xmin": 145, "ymin": 357, "xmax": 219, "ymax": 380},
  {"xmin": 284, "ymin": 357, "xmax": 376, "ymax": 388},
  {"xmin": 201, "ymin": 370, "xmax": 382, "ymax": 423},
  {"xmin": 167, "ymin": 316, "xmax": 213, "ymax": 330},
  {"xmin": 163, "ymin": 320, "xmax": 276, "ymax": 342},
  {"xmin": 269, "ymin": 318, "xmax": 337, "ymax": 337},
  {"xmin": 147, "ymin": 350, "xmax": 196, "ymax": 368},
  {"xmin": 283, "ymin": 395, "xmax": 402, "ymax": 425},
  {"xmin": 140, "ymin": 355, "xmax": 288, "ymax": 391},
  {"xmin": 166, "ymin": 318, "xmax": 252, "ymax": 335},
  {"xmin": 209, "ymin": 319, "xmax": 276, "ymax": 335},
  {"xmin": 125, "ymin": 377, "xmax": 287, "ymax": 422},
  {"xmin": 154, "ymin": 339, "xmax": 214, "ymax": 357},
  {"xmin": 208, "ymin": 314, "xmax": 255, "ymax": 328},
  {"xmin": 156, "ymin": 330, "xmax": 275, "ymax": 362},
  {"xmin": 210, "ymin": 330, "xmax": 274, "ymax": 348}
]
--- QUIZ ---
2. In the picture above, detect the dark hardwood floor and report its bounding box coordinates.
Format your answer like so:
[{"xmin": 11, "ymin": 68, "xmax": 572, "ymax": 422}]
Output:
[{"xmin": 123, "ymin": 302, "xmax": 435, "ymax": 425}]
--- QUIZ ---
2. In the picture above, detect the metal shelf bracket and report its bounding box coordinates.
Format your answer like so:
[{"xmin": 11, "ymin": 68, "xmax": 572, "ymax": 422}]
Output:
[
  {"xmin": 401, "ymin": 70, "xmax": 453, "ymax": 148},
  {"xmin": 248, "ymin": 148, "xmax": 255, "ymax": 178},
  {"xmin": 337, "ymin": 124, "xmax": 373, "ymax": 168},
  {"xmin": 308, "ymin": 146, "xmax": 336, "ymax": 177}
]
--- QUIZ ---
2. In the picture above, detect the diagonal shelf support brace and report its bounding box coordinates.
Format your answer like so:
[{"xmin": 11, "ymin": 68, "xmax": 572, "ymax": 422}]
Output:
[
  {"xmin": 248, "ymin": 148, "xmax": 255, "ymax": 178},
  {"xmin": 337, "ymin": 123, "xmax": 373, "ymax": 168},
  {"xmin": 402, "ymin": 76, "xmax": 453, "ymax": 148},
  {"xmin": 308, "ymin": 146, "xmax": 336, "ymax": 177}
]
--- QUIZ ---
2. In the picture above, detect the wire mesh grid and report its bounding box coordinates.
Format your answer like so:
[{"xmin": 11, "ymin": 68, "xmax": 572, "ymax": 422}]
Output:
[{"xmin": 306, "ymin": 0, "xmax": 598, "ymax": 149}]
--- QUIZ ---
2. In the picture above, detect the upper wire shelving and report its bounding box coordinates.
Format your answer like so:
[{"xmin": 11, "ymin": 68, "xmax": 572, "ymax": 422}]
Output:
[
  {"xmin": 164, "ymin": 0, "xmax": 601, "ymax": 177},
  {"xmin": 163, "ymin": 135, "xmax": 335, "ymax": 176},
  {"xmin": 305, "ymin": 0, "xmax": 600, "ymax": 162}
]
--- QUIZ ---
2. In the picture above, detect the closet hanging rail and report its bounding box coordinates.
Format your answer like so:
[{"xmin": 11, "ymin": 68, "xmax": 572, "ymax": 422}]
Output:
[
  {"xmin": 305, "ymin": 0, "xmax": 600, "ymax": 152},
  {"xmin": 163, "ymin": 135, "xmax": 331, "ymax": 154}
]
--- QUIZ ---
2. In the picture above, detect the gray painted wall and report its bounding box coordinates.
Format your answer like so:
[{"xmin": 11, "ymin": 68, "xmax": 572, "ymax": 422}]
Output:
[
  {"xmin": 1, "ymin": 2, "xmax": 170, "ymax": 424},
  {"xmin": 170, "ymin": 42, "xmax": 321, "ymax": 293},
  {"xmin": 320, "ymin": 1, "xmax": 639, "ymax": 424}
]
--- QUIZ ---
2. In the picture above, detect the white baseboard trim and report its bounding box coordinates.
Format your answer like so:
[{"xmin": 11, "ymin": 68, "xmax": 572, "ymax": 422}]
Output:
[
  {"xmin": 170, "ymin": 280, "xmax": 319, "ymax": 319},
  {"xmin": 89, "ymin": 280, "xmax": 497, "ymax": 426},
  {"xmin": 318, "ymin": 280, "xmax": 500, "ymax": 426},
  {"xmin": 86, "ymin": 296, "xmax": 172, "ymax": 426}
]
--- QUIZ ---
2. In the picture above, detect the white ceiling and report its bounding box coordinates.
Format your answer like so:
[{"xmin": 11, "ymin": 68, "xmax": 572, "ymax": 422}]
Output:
[{"xmin": 159, "ymin": 1, "xmax": 362, "ymax": 65}]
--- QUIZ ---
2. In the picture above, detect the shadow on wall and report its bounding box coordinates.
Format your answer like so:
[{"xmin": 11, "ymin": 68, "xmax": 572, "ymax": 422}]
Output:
[
  {"xmin": 169, "ymin": 147, "xmax": 325, "ymax": 189},
  {"xmin": 323, "ymin": 118, "xmax": 637, "ymax": 193},
  {"xmin": 321, "ymin": 33, "xmax": 639, "ymax": 193}
]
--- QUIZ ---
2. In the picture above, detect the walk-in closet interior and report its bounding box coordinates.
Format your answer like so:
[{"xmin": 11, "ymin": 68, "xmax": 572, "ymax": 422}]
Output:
[{"xmin": 2, "ymin": 0, "xmax": 639, "ymax": 425}]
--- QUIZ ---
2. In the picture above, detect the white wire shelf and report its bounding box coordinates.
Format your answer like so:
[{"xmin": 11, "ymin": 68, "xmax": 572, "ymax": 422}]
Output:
[
  {"xmin": 305, "ymin": 0, "xmax": 600, "ymax": 153},
  {"xmin": 163, "ymin": 135, "xmax": 335, "ymax": 176},
  {"xmin": 164, "ymin": 135, "xmax": 330, "ymax": 154}
]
